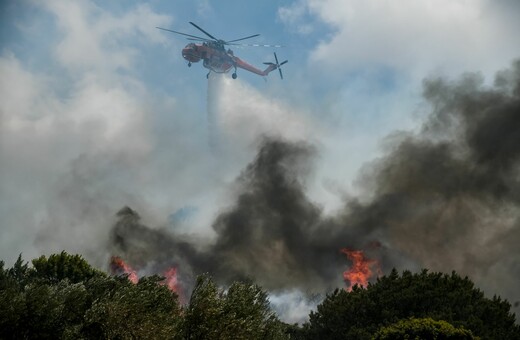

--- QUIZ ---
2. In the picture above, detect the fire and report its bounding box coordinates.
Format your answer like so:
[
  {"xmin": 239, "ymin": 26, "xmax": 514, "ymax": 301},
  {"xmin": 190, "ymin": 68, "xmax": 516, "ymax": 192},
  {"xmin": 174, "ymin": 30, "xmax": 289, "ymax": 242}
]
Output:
[
  {"xmin": 341, "ymin": 248, "xmax": 381, "ymax": 291},
  {"xmin": 162, "ymin": 267, "xmax": 179, "ymax": 293},
  {"xmin": 109, "ymin": 256, "xmax": 182, "ymax": 298},
  {"xmin": 161, "ymin": 267, "xmax": 186, "ymax": 304},
  {"xmin": 110, "ymin": 256, "xmax": 139, "ymax": 284}
]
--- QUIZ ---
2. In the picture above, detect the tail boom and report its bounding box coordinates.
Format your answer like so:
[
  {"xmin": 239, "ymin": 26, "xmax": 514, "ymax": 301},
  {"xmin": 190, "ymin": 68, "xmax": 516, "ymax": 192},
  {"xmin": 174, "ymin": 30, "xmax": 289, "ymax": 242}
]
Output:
[{"xmin": 234, "ymin": 57, "xmax": 276, "ymax": 76}]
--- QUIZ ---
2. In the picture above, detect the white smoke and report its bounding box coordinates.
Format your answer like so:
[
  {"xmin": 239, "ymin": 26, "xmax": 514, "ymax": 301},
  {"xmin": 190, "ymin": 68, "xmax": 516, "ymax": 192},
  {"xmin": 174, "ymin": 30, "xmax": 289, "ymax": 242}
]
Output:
[
  {"xmin": 270, "ymin": 290, "xmax": 321, "ymax": 324},
  {"xmin": 206, "ymin": 73, "xmax": 319, "ymax": 165}
]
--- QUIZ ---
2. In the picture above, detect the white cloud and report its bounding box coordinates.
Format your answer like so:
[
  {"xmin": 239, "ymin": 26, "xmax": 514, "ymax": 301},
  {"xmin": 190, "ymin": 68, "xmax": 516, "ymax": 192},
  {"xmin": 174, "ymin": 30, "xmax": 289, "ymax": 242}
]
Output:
[
  {"xmin": 0, "ymin": 51, "xmax": 156, "ymax": 263},
  {"xmin": 0, "ymin": 2, "xmax": 180, "ymax": 265},
  {"xmin": 196, "ymin": 0, "xmax": 213, "ymax": 17},
  {"xmin": 281, "ymin": 0, "xmax": 520, "ymax": 79},
  {"xmin": 43, "ymin": 1, "xmax": 171, "ymax": 71},
  {"xmin": 277, "ymin": 1, "xmax": 314, "ymax": 35}
]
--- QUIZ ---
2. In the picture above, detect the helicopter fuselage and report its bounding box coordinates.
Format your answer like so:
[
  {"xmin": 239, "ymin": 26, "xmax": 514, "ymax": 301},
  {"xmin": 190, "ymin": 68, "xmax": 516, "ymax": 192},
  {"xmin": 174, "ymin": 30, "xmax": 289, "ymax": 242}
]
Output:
[
  {"xmin": 181, "ymin": 42, "xmax": 278, "ymax": 77},
  {"xmin": 158, "ymin": 22, "xmax": 286, "ymax": 79},
  {"xmin": 182, "ymin": 43, "xmax": 234, "ymax": 73}
]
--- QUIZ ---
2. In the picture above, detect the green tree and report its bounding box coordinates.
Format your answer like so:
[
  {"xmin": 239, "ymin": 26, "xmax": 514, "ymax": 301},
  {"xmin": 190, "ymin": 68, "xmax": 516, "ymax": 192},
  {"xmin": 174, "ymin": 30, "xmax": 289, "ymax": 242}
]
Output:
[
  {"xmin": 221, "ymin": 280, "xmax": 286, "ymax": 339},
  {"xmin": 373, "ymin": 317, "xmax": 476, "ymax": 339},
  {"xmin": 31, "ymin": 251, "xmax": 105, "ymax": 283},
  {"xmin": 305, "ymin": 269, "xmax": 520, "ymax": 340},
  {"xmin": 0, "ymin": 253, "xmax": 183, "ymax": 339},
  {"xmin": 183, "ymin": 274, "xmax": 287, "ymax": 339},
  {"xmin": 0, "ymin": 270, "xmax": 90, "ymax": 339},
  {"xmin": 83, "ymin": 275, "xmax": 182, "ymax": 339},
  {"xmin": 183, "ymin": 274, "xmax": 225, "ymax": 339}
]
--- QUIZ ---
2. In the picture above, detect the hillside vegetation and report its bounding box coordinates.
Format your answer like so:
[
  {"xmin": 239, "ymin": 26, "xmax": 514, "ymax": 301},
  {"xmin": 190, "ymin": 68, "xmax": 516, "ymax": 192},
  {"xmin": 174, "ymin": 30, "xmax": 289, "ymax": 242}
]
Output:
[{"xmin": 1, "ymin": 252, "xmax": 518, "ymax": 339}]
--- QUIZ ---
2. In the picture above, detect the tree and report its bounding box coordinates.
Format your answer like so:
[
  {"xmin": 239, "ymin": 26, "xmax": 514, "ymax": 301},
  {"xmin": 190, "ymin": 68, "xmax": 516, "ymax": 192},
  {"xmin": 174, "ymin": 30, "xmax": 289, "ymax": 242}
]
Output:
[
  {"xmin": 83, "ymin": 275, "xmax": 182, "ymax": 339},
  {"xmin": 0, "ymin": 270, "xmax": 90, "ymax": 339},
  {"xmin": 183, "ymin": 274, "xmax": 225, "ymax": 339},
  {"xmin": 221, "ymin": 280, "xmax": 286, "ymax": 339},
  {"xmin": 305, "ymin": 269, "xmax": 520, "ymax": 340},
  {"xmin": 31, "ymin": 251, "xmax": 105, "ymax": 284},
  {"xmin": 183, "ymin": 274, "xmax": 287, "ymax": 339},
  {"xmin": 0, "ymin": 253, "xmax": 183, "ymax": 339},
  {"xmin": 373, "ymin": 317, "xmax": 476, "ymax": 339}
]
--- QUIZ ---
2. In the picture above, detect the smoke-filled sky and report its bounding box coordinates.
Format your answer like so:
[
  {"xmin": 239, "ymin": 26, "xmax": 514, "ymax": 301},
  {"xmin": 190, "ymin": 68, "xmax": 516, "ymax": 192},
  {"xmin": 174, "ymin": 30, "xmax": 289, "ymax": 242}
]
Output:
[{"xmin": 1, "ymin": 0, "xmax": 520, "ymax": 320}]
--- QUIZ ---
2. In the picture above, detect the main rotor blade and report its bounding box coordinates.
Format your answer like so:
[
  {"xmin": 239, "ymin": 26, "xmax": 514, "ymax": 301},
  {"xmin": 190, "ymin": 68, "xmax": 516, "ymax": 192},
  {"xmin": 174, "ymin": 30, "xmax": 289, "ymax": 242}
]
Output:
[
  {"xmin": 156, "ymin": 27, "xmax": 208, "ymax": 41},
  {"xmin": 189, "ymin": 22, "xmax": 218, "ymax": 41},
  {"xmin": 274, "ymin": 52, "xmax": 279, "ymax": 65},
  {"xmin": 226, "ymin": 34, "xmax": 260, "ymax": 43},
  {"xmin": 187, "ymin": 37, "xmax": 212, "ymax": 42},
  {"xmin": 280, "ymin": 60, "xmax": 288, "ymax": 66},
  {"xmin": 278, "ymin": 67, "xmax": 283, "ymax": 80},
  {"xmin": 227, "ymin": 43, "xmax": 284, "ymax": 48}
]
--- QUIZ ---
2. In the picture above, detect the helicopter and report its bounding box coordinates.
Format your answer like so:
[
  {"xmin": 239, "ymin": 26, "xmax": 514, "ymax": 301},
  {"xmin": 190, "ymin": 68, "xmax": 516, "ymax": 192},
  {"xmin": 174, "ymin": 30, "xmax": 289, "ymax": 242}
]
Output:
[{"xmin": 156, "ymin": 22, "xmax": 288, "ymax": 79}]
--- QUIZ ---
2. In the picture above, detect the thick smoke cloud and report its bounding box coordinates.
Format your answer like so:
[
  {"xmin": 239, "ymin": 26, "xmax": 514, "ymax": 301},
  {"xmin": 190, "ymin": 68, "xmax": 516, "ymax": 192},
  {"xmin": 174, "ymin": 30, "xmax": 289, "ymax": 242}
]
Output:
[
  {"xmin": 204, "ymin": 138, "xmax": 362, "ymax": 291},
  {"xmin": 110, "ymin": 60, "xmax": 520, "ymax": 310},
  {"xmin": 110, "ymin": 138, "xmax": 372, "ymax": 293},
  {"xmin": 368, "ymin": 59, "xmax": 520, "ymax": 301}
]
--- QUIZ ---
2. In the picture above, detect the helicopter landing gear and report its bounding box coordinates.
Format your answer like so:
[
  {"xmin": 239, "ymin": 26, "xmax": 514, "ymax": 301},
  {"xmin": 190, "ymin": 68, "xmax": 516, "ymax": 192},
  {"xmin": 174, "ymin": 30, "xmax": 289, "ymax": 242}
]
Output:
[
  {"xmin": 232, "ymin": 65, "xmax": 238, "ymax": 79},
  {"xmin": 188, "ymin": 62, "xmax": 192, "ymax": 67},
  {"xmin": 206, "ymin": 72, "xmax": 210, "ymax": 79}
]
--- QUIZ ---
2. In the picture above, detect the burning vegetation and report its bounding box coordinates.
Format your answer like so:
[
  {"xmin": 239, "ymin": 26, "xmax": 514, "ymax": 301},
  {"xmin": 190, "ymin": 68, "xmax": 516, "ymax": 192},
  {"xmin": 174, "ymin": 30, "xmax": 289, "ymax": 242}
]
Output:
[
  {"xmin": 109, "ymin": 256, "xmax": 138, "ymax": 284},
  {"xmin": 107, "ymin": 139, "xmax": 389, "ymax": 296},
  {"xmin": 341, "ymin": 248, "xmax": 382, "ymax": 291},
  {"xmin": 109, "ymin": 248, "xmax": 380, "ymax": 300},
  {"xmin": 107, "ymin": 60, "xmax": 520, "ymax": 314},
  {"xmin": 110, "ymin": 255, "xmax": 181, "ymax": 296}
]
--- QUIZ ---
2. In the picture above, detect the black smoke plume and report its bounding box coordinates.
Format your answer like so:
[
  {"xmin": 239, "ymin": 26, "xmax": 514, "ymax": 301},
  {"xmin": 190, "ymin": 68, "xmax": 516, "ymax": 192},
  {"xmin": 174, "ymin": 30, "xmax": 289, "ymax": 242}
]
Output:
[
  {"xmin": 110, "ymin": 139, "xmax": 377, "ymax": 292},
  {"xmin": 109, "ymin": 60, "xmax": 520, "ymax": 306}
]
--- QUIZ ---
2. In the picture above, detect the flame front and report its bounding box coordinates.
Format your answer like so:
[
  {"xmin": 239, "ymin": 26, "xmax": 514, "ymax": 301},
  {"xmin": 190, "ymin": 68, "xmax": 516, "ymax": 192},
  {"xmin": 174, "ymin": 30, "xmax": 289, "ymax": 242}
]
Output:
[
  {"xmin": 341, "ymin": 248, "xmax": 380, "ymax": 291},
  {"xmin": 109, "ymin": 256, "xmax": 182, "ymax": 298},
  {"xmin": 110, "ymin": 256, "xmax": 139, "ymax": 284},
  {"xmin": 162, "ymin": 267, "xmax": 179, "ymax": 293}
]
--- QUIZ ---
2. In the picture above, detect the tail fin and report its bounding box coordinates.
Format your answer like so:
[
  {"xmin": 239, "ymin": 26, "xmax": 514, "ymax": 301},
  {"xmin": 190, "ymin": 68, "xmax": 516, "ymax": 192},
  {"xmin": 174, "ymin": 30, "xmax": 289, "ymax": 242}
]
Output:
[{"xmin": 262, "ymin": 63, "xmax": 278, "ymax": 76}]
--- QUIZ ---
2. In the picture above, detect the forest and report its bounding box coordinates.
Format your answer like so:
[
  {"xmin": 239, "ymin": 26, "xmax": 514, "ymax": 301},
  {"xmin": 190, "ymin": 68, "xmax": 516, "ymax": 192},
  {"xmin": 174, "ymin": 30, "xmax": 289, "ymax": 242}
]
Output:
[{"xmin": 1, "ymin": 251, "xmax": 519, "ymax": 339}]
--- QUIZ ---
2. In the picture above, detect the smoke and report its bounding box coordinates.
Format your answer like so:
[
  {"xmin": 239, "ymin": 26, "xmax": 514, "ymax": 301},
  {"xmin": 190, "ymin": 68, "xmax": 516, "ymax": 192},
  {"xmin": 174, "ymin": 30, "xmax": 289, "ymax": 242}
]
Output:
[
  {"xmin": 3, "ymin": 0, "xmax": 519, "ymax": 323},
  {"xmin": 365, "ymin": 59, "xmax": 520, "ymax": 302},
  {"xmin": 110, "ymin": 136, "xmax": 399, "ymax": 295},
  {"xmin": 206, "ymin": 73, "xmax": 317, "ymax": 156},
  {"xmin": 109, "ymin": 60, "xmax": 520, "ymax": 314}
]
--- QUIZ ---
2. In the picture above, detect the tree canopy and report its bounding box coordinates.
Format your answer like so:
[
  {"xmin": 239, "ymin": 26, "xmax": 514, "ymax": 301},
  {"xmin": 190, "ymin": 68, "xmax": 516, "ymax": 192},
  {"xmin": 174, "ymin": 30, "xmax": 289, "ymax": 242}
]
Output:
[
  {"xmin": 31, "ymin": 251, "xmax": 106, "ymax": 283},
  {"xmin": 1, "ymin": 254, "xmax": 519, "ymax": 339},
  {"xmin": 0, "ymin": 253, "xmax": 287, "ymax": 339},
  {"xmin": 373, "ymin": 317, "xmax": 476, "ymax": 339},
  {"xmin": 0, "ymin": 252, "xmax": 182, "ymax": 339},
  {"xmin": 305, "ymin": 269, "xmax": 520, "ymax": 340},
  {"xmin": 183, "ymin": 274, "xmax": 286, "ymax": 339}
]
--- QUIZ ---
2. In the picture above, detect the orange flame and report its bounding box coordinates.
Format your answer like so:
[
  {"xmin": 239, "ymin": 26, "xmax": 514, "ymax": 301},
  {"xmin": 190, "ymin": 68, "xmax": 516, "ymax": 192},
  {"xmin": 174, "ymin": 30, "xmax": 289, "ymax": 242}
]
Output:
[
  {"xmin": 110, "ymin": 256, "xmax": 139, "ymax": 284},
  {"xmin": 162, "ymin": 267, "xmax": 179, "ymax": 293},
  {"xmin": 109, "ymin": 256, "xmax": 184, "ymax": 302},
  {"xmin": 341, "ymin": 248, "xmax": 381, "ymax": 291},
  {"xmin": 162, "ymin": 267, "xmax": 187, "ymax": 304}
]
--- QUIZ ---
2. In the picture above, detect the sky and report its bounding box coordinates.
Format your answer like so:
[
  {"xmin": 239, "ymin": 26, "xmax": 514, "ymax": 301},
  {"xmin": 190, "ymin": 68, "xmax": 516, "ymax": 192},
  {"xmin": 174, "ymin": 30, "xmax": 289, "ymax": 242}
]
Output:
[{"xmin": 1, "ymin": 0, "xmax": 520, "ymax": 322}]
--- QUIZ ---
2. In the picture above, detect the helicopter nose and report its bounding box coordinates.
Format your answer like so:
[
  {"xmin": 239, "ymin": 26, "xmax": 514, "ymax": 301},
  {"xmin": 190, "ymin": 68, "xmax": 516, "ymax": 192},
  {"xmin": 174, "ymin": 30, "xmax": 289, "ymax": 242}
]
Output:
[{"xmin": 182, "ymin": 45, "xmax": 201, "ymax": 63}]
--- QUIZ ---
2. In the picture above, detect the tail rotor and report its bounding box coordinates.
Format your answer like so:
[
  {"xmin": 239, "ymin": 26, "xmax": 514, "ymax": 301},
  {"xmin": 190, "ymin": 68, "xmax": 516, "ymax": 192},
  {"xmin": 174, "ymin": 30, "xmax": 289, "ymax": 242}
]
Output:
[{"xmin": 263, "ymin": 52, "xmax": 288, "ymax": 79}]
